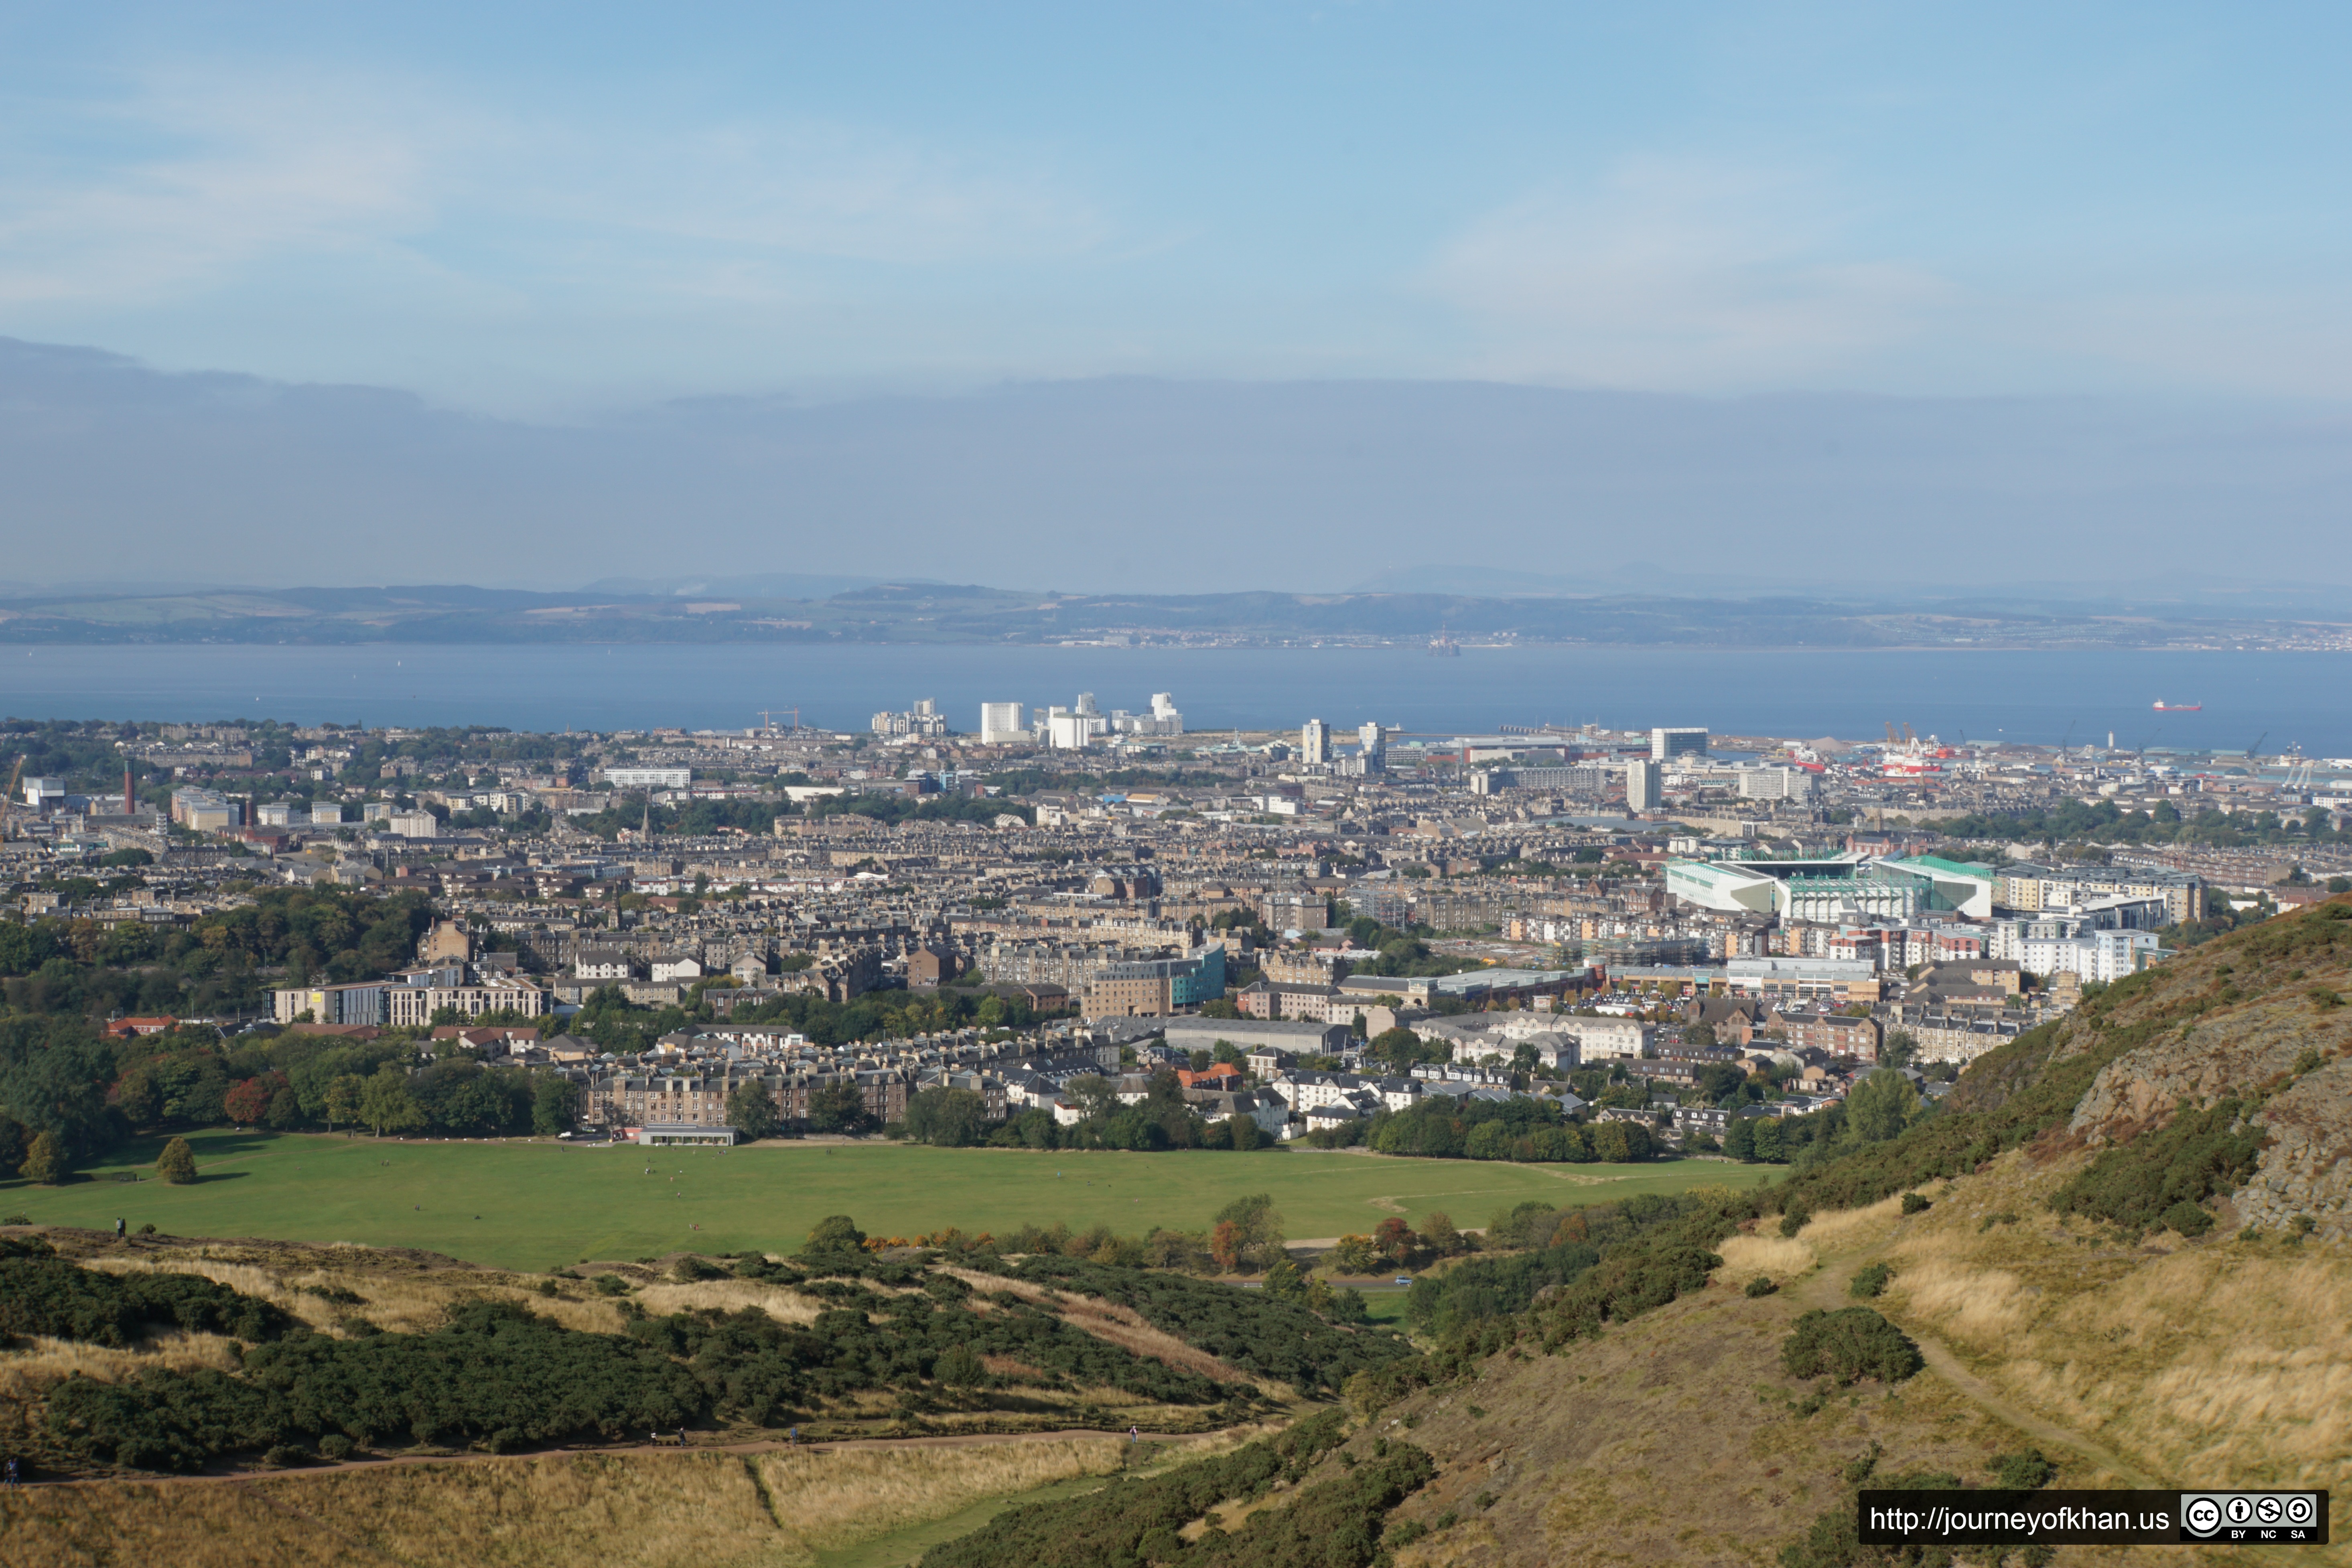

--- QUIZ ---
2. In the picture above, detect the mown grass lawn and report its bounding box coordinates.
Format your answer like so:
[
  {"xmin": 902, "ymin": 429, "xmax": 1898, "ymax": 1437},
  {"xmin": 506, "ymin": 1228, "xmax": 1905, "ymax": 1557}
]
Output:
[{"xmin": 0, "ymin": 1130, "xmax": 1775, "ymax": 1273}]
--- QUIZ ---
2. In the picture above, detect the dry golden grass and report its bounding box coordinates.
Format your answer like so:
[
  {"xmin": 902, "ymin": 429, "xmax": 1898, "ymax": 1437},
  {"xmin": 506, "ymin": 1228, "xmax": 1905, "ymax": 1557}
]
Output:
[
  {"xmin": 80, "ymin": 1251, "xmax": 647, "ymax": 1336},
  {"xmin": 0, "ymin": 1434, "xmax": 1218, "ymax": 1568},
  {"xmin": 1868, "ymin": 1150, "xmax": 2352, "ymax": 1491},
  {"xmin": 749, "ymin": 1436, "xmax": 1135, "ymax": 1557},
  {"xmin": 1792, "ymin": 1191, "xmax": 1909, "ymax": 1252},
  {"xmin": 1887, "ymin": 1257, "xmax": 2035, "ymax": 1348},
  {"xmin": 1714, "ymin": 1233, "xmax": 1815, "ymax": 1283},
  {"xmin": 0, "ymin": 1329, "xmax": 244, "ymax": 1396},
  {"xmin": 632, "ymin": 1278, "xmax": 820, "ymax": 1325}
]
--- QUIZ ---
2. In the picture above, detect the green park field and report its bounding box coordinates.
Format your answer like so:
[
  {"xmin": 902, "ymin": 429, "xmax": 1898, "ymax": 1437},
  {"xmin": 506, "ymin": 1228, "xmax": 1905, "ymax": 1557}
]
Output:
[{"xmin": 0, "ymin": 1130, "xmax": 1777, "ymax": 1273}]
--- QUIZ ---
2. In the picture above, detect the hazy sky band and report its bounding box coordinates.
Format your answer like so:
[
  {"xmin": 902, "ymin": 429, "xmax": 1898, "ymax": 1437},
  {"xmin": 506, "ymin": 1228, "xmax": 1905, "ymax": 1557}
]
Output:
[{"xmin": 4, "ymin": 2, "xmax": 2351, "ymax": 415}]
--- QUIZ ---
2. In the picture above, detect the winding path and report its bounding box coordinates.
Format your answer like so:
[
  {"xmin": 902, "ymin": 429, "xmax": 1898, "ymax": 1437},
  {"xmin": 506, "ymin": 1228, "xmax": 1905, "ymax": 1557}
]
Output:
[{"xmin": 1786, "ymin": 1227, "xmax": 2163, "ymax": 1490}]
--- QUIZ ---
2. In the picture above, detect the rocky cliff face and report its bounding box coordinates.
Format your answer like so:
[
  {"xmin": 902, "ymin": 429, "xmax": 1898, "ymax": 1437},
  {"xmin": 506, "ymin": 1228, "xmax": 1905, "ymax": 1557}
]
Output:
[{"xmin": 2060, "ymin": 894, "xmax": 2352, "ymax": 1238}]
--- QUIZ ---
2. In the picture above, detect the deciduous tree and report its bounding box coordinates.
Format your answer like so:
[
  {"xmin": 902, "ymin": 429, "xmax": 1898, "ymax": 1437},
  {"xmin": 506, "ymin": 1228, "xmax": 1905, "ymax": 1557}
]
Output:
[
  {"xmin": 20, "ymin": 1130, "xmax": 70, "ymax": 1185},
  {"xmin": 223, "ymin": 1077, "xmax": 273, "ymax": 1128},
  {"xmin": 360, "ymin": 1074, "xmax": 426, "ymax": 1138},
  {"xmin": 723, "ymin": 1080, "xmax": 778, "ymax": 1141}
]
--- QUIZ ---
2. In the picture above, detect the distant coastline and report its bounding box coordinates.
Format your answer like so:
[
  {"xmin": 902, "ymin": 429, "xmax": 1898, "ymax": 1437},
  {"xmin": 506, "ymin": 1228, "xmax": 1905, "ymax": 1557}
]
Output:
[
  {"xmin": 5, "ymin": 641, "xmax": 2348, "ymax": 754},
  {"xmin": 1, "ymin": 582, "xmax": 2346, "ymax": 653}
]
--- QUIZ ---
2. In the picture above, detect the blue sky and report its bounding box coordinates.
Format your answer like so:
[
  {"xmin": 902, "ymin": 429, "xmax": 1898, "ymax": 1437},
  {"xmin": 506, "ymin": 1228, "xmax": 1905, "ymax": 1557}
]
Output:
[{"xmin": 4, "ymin": 2, "xmax": 2349, "ymax": 416}]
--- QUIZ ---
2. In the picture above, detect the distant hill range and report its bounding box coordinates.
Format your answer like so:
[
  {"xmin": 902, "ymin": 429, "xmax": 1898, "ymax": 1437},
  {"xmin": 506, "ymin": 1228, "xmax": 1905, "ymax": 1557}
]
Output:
[{"xmin": 0, "ymin": 581, "xmax": 2342, "ymax": 648}]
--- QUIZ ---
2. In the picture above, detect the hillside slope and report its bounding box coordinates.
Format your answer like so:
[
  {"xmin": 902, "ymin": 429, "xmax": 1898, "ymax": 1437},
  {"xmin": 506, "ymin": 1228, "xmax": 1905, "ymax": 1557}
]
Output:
[{"xmin": 1277, "ymin": 897, "xmax": 2352, "ymax": 1566}]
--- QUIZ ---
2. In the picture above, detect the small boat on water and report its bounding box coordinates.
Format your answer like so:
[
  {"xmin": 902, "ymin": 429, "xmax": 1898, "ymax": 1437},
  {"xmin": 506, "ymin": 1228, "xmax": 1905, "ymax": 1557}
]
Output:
[{"xmin": 2152, "ymin": 700, "xmax": 2202, "ymax": 711}]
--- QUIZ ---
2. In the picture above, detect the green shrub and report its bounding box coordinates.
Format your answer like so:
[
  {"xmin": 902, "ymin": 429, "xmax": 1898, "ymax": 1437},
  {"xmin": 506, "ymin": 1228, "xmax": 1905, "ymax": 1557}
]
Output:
[
  {"xmin": 591, "ymin": 1274, "xmax": 630, "ymax": 1296},
  {"xmin": 1403, "ymin": 1235, "xmax": 1599, "ymax": 1338},
  {"xmin": 986, "ymin": 1255, "xmax": 1413, "ymax": 1397},
  {"xmin": 317, "ymin": 1433, "xmax": 354, "ymax": 1461},
  {"xmin": 1779, "ymin": 1469, "xmax": 1964, "ymax": 1568},
  {"xmin": 1778, "ymin": 1204, "xmax": 1810, "ymax": 1239},
  {"xmin": 0, "ymin": 1238, "xmax": 294, "ymax": 1346},
  {"xmin": 2052, "ymin": 1098, "xmax": 2261, "ymax": 1237},
  {"xmin": 1744, "ymin": 1277, "xmax": 1779, "ymax": 1298},
  {"xmin": 915, "ymin": 1413, "xmax": 1393, "ymax": 1568},
  {"xmin": 2162, "ymin": 1200, "xmax": 2214, "ymax": 1237},
  {"xmin": 1900, "ymin": 1193, "xmax": 1930, "ymax": 1215},
  {"xmin": 1780, "ymin": 1308, "xmax": 1922, "ymax": 1386},
  {"xmin": 155, "ymin": 1137, "xmax": 198, "ymax": 1185},
  {"xmin": 1849, "ymin": 1263, "xmax": 1892, "ymax": 1299},
  {"xmin": 1991, "ymin": 1448, "xmax": 2058, "ymax": 1489}
]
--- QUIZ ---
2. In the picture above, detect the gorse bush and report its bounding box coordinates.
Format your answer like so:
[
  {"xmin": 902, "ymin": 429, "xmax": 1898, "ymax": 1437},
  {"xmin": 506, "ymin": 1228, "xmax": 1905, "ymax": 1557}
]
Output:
[
  {"xmin": 917, "ymin": 1412, "xmax": 1434, "ymax": 1568},
  {"xmin": 1403, "ymin": 1234, "xmax": 1600, "ymax": 1338},
  {"xmin": 50, "ymin": 1300, "xmax": 702, "ymax": 1470},
  {"xmin": 1532, "ymin": 1192, "xmax": 1743, "ymax": 1348},
  {"xmin": 1991, "ymin": 1448, "xmax": 2058, "ymax": 1490},
  {"xmin": 1781, "ymin": 1308, "xmax": 1923, "ymax": 1386},
  {"xmin": 1849, "ymin": 1262, "xmax": 1892, "ymax": 1299},
  {"xmin": 2162, "ymin": 1199, "xmax": 2216, "ymax": 1237},
  {"xmin": 1778, "ymin": 1467, "xmax": 1965, "ymax": 1568},
  {"xmin": 28, "ymin": 1238, "xmax": 1263, "ymax": 1471},
  {"xmin": 986, "ymin": 1255, "xmax": 1411, "ymax": 1396},
  {"xmin": 0, "ymin": 1238, "xmax": 292, "ymax": 1346},
  {"xmin": 2051, "ymin": 1097, "xmax": 2262, "ymax": 1237}
]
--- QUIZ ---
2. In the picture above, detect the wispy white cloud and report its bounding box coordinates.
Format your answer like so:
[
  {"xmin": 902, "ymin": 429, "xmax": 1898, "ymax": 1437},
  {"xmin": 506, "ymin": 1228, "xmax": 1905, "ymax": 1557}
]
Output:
[
  {"xmin": 1427, "ymin": 156, "xmax": 1955, "ymax": 388},
  {"xmin": 0, "ymin": 68, "xmax": 1111, "ymax": 312},
  {"xmin": 0, "ymin": 75, "xmax": 451, "ymax": 306},
  {"xmin": 569, "ymin": 121, "xmax": 1112, "ymax": 270}
]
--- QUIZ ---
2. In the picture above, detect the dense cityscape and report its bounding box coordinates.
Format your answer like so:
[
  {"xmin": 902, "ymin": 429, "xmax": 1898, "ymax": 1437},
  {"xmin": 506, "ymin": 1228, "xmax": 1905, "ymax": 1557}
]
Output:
[
  {"xmin": 3, "ymin": 5, "xmax": 2346, "ymax": 1558},
  {"xmin": 6, "ymin": 698, "xmax": 2345, "ymax": 1165}
]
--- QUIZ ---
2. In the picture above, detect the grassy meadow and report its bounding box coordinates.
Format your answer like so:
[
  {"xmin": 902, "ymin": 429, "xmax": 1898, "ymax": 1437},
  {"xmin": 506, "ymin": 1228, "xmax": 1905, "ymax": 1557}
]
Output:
[{"xmin": 0, "ymin": 1130, "xmax": 1773, "ymax": 1272}]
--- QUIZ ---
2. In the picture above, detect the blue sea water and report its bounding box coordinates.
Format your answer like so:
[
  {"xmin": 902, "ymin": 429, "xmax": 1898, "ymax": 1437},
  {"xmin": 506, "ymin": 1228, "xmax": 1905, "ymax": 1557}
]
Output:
[{"xmin": 0, "ymin": 643, "xmax": 2347, "ymax": 757}]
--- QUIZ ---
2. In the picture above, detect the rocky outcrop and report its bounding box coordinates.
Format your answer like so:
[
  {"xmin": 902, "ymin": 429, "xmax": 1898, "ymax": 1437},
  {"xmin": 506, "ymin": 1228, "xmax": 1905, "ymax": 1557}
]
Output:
[
  {"xmin": 2230, "ymin": 1057, "xmax": 2352, "ymax": 1240},
  {"xmin": 2067, "ymin": 998, "xmax": 2342, "ymax": 1144},
  {"xmin": 2058, "ymin": 897, "xmax": 2352, "ymax": 1235}
]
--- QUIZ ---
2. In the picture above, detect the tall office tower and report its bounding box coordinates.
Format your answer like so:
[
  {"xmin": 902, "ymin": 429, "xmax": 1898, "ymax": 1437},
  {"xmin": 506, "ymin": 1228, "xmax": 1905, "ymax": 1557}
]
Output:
[
  {"xmin": 1626, "ymin": 758, "xmax": 1664, "ymax": 812},
  {"xmin": 1650, "ymin": 727, "xmax": 1708, "ymax": 761},
  {"xmin": 1301, "ymin": 718, "xmax": 1332, "ymax": 765},
  {"xmin": 1358, "ymin": 721, "xmax": 1387, "ymax": 771}
]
